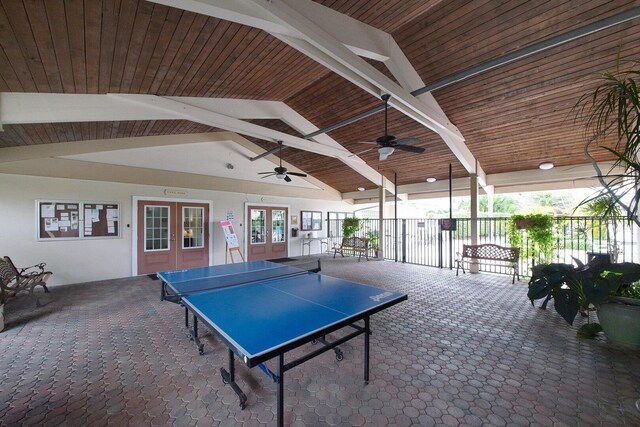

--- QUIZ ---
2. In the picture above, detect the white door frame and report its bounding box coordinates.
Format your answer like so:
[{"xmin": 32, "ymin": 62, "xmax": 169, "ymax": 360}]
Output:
[
  {"xmin": 132, "ymin": 196, "xmax": 214, "ymax": 275},
  {"xmin": 244, "ymin": 202, "xmax": 291, "ymax": 260}
]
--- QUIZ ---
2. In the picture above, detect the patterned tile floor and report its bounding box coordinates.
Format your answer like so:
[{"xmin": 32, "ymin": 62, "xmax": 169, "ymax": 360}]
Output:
[{"xmin": 1, "ymin": 256, "xmax": 639, "ymax": 426}]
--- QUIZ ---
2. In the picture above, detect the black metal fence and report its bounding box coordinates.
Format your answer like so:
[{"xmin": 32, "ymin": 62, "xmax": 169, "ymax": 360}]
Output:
[{"xmin": 326, "ymin": 216, "xmax": 639, "ymax": 278}]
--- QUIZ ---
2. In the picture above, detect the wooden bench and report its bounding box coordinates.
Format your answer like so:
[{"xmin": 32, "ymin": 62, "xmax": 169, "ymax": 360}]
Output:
[
  {"xmin": 456, "ymin": 244, "xmax": 519, "ymax": 283},
  {"xmin": 0, "ymin": 256, "xmax": 52, "ymax": 306},
  {"xmin": 333, "ymin": 236, "xmax": 370, "ymax": 261}
]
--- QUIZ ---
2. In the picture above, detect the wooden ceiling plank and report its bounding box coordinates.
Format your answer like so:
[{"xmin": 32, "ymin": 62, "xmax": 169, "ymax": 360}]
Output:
[
  {"xmin": 138, "ymin": 6, "xmax": 182, "ymax": 94},
  {"xmin": 98, "ymin": 0, "xmax": 120, "ymax": 93},
  {"xmin": 148, "ymin": 10, "xmax": 196, "ymax": 95},
  {"xmin": 0, "ymin": 46, "xmax": 21, "ymax": 91},
  {"xmin": 165, "ymin": 16, "xmax": 225, "ymax": 96},
  {"xmin": 181, "ymin": 19, "xmax": 234, "ymax": 97},
  {"xmin": 128, "ymin": 4, "xmax": 168, "ymax": 94},
  {"xmin": 213, "ymin": 30, "xmax": 272, "ymax": 97},
  {"xmin": 109, "ymin": 0, "xmax": 140, "ymax": 92},
  {"xmin": 0, "ymin": 1, "xmax": 47, "ymax": 92},
  {"xmin": 83, "ymin": 0, "xmax": 101, "ymax": 93},
  {"xmin": 156, "ymin": 13, "xmax": 208, "ymax": 95},
  {"xmin": 120, "ymin": 0, "xmax": 154, "ymax": 93},
  {"xmin": 186, "ymin": 22, "xmax": 248, "ymax": 97},
  {"xmin": 39, "ymin": 0, "xmax": 75, "ymax": 92},
  {"xmin": 65, "ymin": 0, "xmax": 87, "ymax": 93}
]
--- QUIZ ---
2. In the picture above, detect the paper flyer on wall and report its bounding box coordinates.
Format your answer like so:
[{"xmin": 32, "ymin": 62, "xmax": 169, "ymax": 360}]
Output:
[
  {"xmin": 41, "ymin": 204, "xmax": 55, "ymax": 218},
  {"xmin": 45, "ymin": 218, "xmax": 59, "ymax": 231}
]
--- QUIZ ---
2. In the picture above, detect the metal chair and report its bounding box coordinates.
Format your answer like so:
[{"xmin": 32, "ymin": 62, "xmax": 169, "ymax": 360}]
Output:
[{"xmin": 0, "ymin": 256, "xmax": 52, "ymax": 306}]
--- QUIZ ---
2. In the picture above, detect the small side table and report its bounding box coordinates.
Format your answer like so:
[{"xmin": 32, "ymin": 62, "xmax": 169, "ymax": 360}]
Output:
[{"xmin": 301, "ymin": 237, "xmax": 329, "ymax": 256}]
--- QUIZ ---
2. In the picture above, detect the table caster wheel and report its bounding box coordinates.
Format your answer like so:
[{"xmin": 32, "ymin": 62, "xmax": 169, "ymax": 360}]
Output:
[{"xmin": 335, "ymin": 351, "xmax": 344, "ymax": 361}]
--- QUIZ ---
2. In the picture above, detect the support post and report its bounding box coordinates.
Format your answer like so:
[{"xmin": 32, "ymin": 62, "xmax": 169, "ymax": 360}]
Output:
[
  {"xmin": 377, "ymin": 177, "xmax": 386, "ymax": 259},
  {"xmin": 470, "ymin": 173, "xmax": 479, "ymax": 273}
]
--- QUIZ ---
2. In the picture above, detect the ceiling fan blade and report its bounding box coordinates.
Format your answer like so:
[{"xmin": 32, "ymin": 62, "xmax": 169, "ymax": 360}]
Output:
[
  {"xmin": 395, "ymin": 145, "xmax": 425, "ymax": 153},
  {"xmin": 260, "ymin": 173, "xmax": 276, "ymax": 178},
  {"xmin": 258, "ymin": 172, "xmax": 276, "ymax": 174},
  {"xmin": 287, "ymin": 172, "xmax": 307, "ymax": 177},
  {"xmin": 284, "ymin": 175, "xmax": 292, "ymax": 182},
  {"xmin": 379, "ymin": 151, "xmax": 392, "ymax": 161},
  {"xmin": 393, "ymin": 137, "xmax": 420, "ymax": 146}
]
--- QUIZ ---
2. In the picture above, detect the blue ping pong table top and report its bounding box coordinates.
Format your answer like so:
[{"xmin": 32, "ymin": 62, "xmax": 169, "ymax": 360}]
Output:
[
  {"xmin": 181, "ymin": 270, "xmax": 407, "ymax": 366},
  {"xmin": 158, "ymin": 260, "xmax": 281, "ymax": 284},
  {"xmin": 158, "ymin": 260, "xmax": 307, "ymax": 295}
]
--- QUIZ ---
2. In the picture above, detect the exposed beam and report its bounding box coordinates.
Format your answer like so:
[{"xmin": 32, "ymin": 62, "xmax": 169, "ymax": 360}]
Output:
[
  {"xmin": 1, "ymin": 92, "xmax": 396, "ymax": 194},
  {"xmin": 309, "ymin": 7, "xmax": 640, "ymax": 137}
]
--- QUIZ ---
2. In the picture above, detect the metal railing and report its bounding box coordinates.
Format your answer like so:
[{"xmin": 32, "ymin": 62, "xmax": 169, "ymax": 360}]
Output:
[{"xmin": 326, "ymin": 216, "xmax": 639, "ymax": 278}]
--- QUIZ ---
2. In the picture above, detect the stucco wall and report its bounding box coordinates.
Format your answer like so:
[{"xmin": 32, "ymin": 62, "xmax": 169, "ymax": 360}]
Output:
[{"xmin": 0, "ymin": 173, "xmax": 352, "ymax": 286}]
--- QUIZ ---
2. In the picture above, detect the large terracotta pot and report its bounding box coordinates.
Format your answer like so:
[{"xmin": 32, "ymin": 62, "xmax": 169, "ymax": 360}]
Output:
[{"xmin": 598, "ymin": 297, "xmax": 640, "ymax": 350}]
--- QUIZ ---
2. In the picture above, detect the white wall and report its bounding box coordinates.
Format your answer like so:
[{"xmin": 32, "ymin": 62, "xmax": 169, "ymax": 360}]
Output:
[{"xmin": 0, "ymin": 173, "xmax": 353, "ymax": 286}]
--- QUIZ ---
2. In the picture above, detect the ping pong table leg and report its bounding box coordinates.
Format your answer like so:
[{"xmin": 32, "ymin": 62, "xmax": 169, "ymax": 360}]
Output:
[
  {"xmin": 160, "ymin": 281, "xmax": 165, "ymax": 301},
  {"xmin": 277, "ymin": 354, "xmax": 284, "ymax": 427},
  {"xmin": 184, "ymin": 306, "xmax": 189, "ymax": 328},
  {"xmin": 220, "ymin": 349, "xmax": 247, "ymax": 410},
  {"xmin": 364, "ymin": 316, "xmax": 370, "ymax": 384},
  {"xmin": 190, "ymin": 314, "xmax": 204, "ymax": 355}
]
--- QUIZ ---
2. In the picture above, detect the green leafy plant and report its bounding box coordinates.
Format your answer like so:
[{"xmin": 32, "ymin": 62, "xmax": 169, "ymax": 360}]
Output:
[
  {"xmin": 341, "ymin": 217, "xmax": 361, "ymax": 238},
  {"xmin": 365, "ymin": 229, "xmax": 379, "ymax": 251},
  {"xmin": 575, "ymin": 58, "xmax": 640, "ymax": 226},
  {"xmin": 528, "ymin": 258, "xmax": 640, "ymax": 327},
  {"xmin": 507, "ymin": 214, "xmax": 555, "ymax": 263}
]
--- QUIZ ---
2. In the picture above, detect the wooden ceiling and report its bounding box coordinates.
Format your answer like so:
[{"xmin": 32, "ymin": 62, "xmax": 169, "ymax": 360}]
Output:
[{"xmin": 1, "ymin": 0, "xmax": 638, "ymax": 193}]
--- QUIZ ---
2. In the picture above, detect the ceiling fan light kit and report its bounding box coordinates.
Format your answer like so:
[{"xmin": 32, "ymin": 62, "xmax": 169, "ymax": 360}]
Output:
[
  {"xmin": 257, "ymin": 141, "xmax": 307, "ymax": 183},
  {"xmin": 354, "ymin": 94, "xmax": 425, "ymax": 161}
]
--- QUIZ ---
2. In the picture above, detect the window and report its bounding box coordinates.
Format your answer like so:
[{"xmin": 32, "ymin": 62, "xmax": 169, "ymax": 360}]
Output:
[
  {"xmin": 251, "ymin": 209, "xmax": 266, "ymax": 244},
  {"xmin": 272, "ymin": 210, "xmax": 286, "ymax": 243},
  {"xmin": 301, "ymin": 211, "xmax": 322, "ymax": 231},
  {"xmin": 145, "ymin": 206, "xmax": 169, "ymax": 251},
  {"xmin": 183, "ymin": 207, "xmax": 204, "ymax": 248}
]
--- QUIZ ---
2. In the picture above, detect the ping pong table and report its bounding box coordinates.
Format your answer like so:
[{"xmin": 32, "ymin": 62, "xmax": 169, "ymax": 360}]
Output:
[{"xmin": 158, "ymin": 260, "xmax": 407, "ymax": 427}]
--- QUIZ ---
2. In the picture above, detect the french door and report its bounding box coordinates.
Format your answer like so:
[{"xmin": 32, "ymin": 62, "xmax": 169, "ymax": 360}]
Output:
[
  {"xmin": 247, "ymin": 206, "xmax": 288, "ymax": 261},
  {"xmin": 137, "ymin": 200, "xmax": 209, "ymax": 274}
]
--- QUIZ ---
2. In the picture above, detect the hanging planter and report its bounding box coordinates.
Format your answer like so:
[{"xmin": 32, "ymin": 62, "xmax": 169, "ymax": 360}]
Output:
[{"xmin": 514, "ymin": 219, "xmax": 534, "ymax": 229}]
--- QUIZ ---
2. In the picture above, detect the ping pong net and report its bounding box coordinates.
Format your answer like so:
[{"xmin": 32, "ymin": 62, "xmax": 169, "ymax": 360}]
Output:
[{"xmin": 172, "ymin": 259, "xmax": 321, "ymax": 297}]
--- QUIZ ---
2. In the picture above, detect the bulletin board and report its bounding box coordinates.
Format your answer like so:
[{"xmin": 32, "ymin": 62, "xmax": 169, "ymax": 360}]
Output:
[{"xmin": 37, "ymin": 200, "xmax": 120, "ymax": 241}]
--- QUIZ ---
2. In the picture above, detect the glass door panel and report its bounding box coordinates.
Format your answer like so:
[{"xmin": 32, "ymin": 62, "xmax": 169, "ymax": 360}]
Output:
[
  {"xmin": 182, "ymin": 207, "xmax": 204, "ymax": 248},
  {"xmin": 272, "ymin": 209, "xmax": 286, "ymax": 243},
  {"xmin": 144, "ymin": 205, "xmax": 169, "ymax": 251},
  {"xmin": 251, "ymin": 209, "xmax": 266, "ymax": 244}
]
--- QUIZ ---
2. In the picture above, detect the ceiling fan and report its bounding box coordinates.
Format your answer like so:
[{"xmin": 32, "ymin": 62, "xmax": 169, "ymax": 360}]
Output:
[
  {"xmin": 258, "ymin": 141, "xmax": 307, "ymax": 182},
  {"xmin": 354, "ymin": 94, "xmax": 425, "ymax": 160}
]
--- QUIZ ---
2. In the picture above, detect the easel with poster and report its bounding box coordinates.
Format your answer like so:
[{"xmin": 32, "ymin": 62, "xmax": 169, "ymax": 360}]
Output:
[{"xmin": 220, "ymin": 220, "xmax": 245, "ymax": 263}]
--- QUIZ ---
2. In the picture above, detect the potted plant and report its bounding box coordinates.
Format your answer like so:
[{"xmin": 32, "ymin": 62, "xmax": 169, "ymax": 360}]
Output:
[
  {"xmin": 562, "ymin": 57, "xmax": 640, "ymax": 348},
  {"xmin": 508, "ymin": 214, "xmax": 555, "ymax": 272},
  {"xmin": 528, "ymin": 257, "xmax": 640, "ymax": 348},
  {"xmin": 341, "ymin": 217, "xmax": 361, "ymax": 238}
]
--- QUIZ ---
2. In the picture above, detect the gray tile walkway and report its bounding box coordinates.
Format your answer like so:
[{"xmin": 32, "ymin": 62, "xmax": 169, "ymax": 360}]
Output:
[{"xmin": 1, "ymin": 256, "xmax": 639, "ymax": 426}]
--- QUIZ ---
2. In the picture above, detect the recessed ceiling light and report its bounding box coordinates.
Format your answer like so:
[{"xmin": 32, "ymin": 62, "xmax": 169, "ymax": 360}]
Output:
[
  {"xmin": 426, "ymin": 177, "xmax": 436, "ymax": 183},
  {"xmin": 539, "ymin": 162, "xmax": 554, "ymax": 170},
  {"xmin": 357, "ymin": 187, "xmax": 365, "ymax": 192}
]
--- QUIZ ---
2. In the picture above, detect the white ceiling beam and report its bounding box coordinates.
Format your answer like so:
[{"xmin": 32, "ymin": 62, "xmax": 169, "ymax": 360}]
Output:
[
  {"xmin": 110, "ymin": 94, "xmax": 359, "ymax": 161},
  {"xmin": 249, "ymin": 0, "xmax": 463, "ymax": 140},
  {"xmin": 2, "ymin": 92, "xmax": 395, "ymax": 193},
  {"xmin": 148, "ymin": 0, "xmax": 393, "ymax": 62}
]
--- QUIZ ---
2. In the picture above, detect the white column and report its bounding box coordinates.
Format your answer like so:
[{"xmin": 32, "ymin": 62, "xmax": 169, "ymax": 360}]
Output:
[
  {"xmin": 470, "ymin": 173, "xmax": 479, "ymax": 273},
  {"xmin": 377, "ymin": 177, "xmax": 386, "ymax": 259}
]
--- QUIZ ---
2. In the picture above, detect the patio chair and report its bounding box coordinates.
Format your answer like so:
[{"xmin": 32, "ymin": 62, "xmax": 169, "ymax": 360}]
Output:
[{"xmin": 0, "ymin": 256, "xmax": 52, "ymax": 307}]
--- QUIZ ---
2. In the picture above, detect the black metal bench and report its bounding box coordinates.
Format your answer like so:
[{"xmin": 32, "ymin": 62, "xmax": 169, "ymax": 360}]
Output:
[
  {"xmin": 0, "ymin": 256, "xmax": 52, "ymax": 306},
  {"xmin": 333, "ymin": 236, "xmax": 370, "ymax": 261},
  {"xmin": 456, "ymin": 244, "xmax": 519, "ymax": 283}
]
